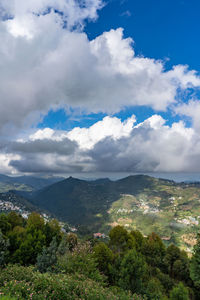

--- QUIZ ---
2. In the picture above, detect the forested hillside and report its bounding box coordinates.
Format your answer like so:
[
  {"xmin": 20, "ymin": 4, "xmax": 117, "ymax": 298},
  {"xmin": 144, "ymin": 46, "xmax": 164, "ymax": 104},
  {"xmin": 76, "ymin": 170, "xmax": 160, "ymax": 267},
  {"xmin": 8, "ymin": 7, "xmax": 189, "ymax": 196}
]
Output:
[
  {"xmin": 0, "ymin": 212, "xmax": 200, "ymax": 299},
  {"xmin": 32, "ymin": 175, "xmax": 200, "ymax": 251}
]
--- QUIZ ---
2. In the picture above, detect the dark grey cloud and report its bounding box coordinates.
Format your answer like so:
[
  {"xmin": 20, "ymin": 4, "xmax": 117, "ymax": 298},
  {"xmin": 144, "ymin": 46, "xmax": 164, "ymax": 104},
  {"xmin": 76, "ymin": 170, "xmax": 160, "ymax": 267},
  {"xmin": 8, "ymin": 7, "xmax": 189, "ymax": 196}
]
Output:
[
  {"xmin": 0, "ymin": 115, "xmax": 200, "ymax": 175},
  {"xmin": 10, "ymin": 138, "xmax": 77, "ymax": 155}
]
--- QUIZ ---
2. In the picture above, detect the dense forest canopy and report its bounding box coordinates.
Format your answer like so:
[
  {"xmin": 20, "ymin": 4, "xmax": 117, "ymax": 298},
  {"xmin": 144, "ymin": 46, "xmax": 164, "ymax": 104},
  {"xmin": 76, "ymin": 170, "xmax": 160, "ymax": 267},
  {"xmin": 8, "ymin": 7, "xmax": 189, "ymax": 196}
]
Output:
[{"xmin": 0, "ymin": 211, "xmax": 200, "ymax": 299}]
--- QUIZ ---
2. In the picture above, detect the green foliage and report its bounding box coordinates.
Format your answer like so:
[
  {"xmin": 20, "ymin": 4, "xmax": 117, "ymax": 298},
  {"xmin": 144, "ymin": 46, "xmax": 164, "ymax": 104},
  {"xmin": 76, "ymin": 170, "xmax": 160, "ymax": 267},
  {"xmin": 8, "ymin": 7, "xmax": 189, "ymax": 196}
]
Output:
[
  {"xmin": 14, "ymin": 229, "xmax": 45, "ymax": 265},
  {"xmin": 93, "ymin": 242, "xmax": 114, "ymax": 278},
  {"xmin": 173, "ymin": 251, "xmax": 190, "ymax": 282},
  {"xmin": 0, "ymin": 265, "xmax": 133, "ymax": 300},
  {"xmin": 130, "ymin": 230, "xmax": 145, "ymax": 252},
  {"xmin": 67, "ymin": 233, "xmax": 78, "ymax": 251},
  {"xmin": 190, "ymin": 233, "xmax": 200, "ymax": 289},
  {"xmin": 145, "ymin": 278, "xmax": 164, "ymax": 299},
  {"xmin": 0, "ymin": 214, "xmax": 11, "ymax": 236},
  {"xmin": 44, "ymin": 219, "xmax": 62, "ymax": 245},
  {"xmin": 57, "ymin": 235, "xmax": 68, "ymax": 256},
  {"xmin": 0, "ymin": 296, "xmax": 17, "ymax": 300},
  {"xmin": 36, "ymin": 237, "xmax": 57, "ymax": 273},
  {"xmin": 155, "ymin": 269, "xmax": 174, "ymax": 295},
  {"xmin": 142, "ymin": 232, "xmax": 166, "ymax": 269},
  {"xmin": 0, "ymin": 210, "xmax": 198, "ymax": 299},
  {"xmin": 0, "ymin": 230, "xmax": 9, "ymax": 267},
  {"xmin": 164, "ymin": 244, "xmax": 182, "ymax": 277},
  {"xmin": 27, "ymin": 212, "xmax": 45, "ymax": 232},
  {"xmin": 118, "ymin": 249, "xmax": 147, "ymax": 294},
  {"xmin": 58, "ymin": 241, "xmax": 105, "ymax": 283},
  {"xmin": 7, "ymin": 212, "xmax": 24, "ymax": 229},
  {"xmin": 169, "ymin": 282, "xmax": 189, "ymax": 300},
  {"xmin": 109, "ymin": 226, "xmax": 135, "ymax": 253}
]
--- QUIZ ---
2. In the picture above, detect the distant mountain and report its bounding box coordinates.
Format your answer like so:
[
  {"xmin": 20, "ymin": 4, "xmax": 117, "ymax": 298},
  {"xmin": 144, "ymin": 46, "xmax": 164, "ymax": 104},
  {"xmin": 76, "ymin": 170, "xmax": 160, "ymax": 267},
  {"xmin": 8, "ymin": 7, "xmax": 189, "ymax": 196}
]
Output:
[
  {"xmin": 0, "ymin": 174, "xmax": 64, "ymax": 193},
  {"xmin": 32, "ymin": 175, "xmax": 200, "ymax": 251},
  {"xmin": 31, "ymin": 175, "xmax": 170, "ymax": 226},
  {"xmin": 32, "ymin": 176, "xmax": 117, "ymax": 229}
]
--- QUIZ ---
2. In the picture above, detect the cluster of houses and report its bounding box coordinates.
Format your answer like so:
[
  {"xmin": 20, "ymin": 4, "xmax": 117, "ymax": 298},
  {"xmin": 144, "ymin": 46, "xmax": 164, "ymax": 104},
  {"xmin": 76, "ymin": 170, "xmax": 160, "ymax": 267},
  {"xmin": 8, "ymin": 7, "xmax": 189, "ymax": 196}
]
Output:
[
  {"xmin": 136, "ymin": 199, "xmax": 161, "ymax": 214},
  {"xmin": 175, "ymin": 216, "xmax": 199, "ymax": 226},
  {"xmin": 0, "ymin": 198, "xmax": 30, "ymax": 218}
]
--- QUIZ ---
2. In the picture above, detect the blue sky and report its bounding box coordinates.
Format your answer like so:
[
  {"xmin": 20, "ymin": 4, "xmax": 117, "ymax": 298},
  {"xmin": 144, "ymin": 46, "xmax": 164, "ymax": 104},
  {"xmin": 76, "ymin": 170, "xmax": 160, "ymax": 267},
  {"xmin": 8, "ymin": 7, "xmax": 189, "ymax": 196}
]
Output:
[
  {"xmin": 0, "ymin": 0, "xmax": 200, "ymax": 176},
  {"xmin": 87, "ymin": 0, "xmax": 200, "ymax": 67},
  {"xmin": 38, "ymin": 0, "xmax": 200, "ymax": 131}
]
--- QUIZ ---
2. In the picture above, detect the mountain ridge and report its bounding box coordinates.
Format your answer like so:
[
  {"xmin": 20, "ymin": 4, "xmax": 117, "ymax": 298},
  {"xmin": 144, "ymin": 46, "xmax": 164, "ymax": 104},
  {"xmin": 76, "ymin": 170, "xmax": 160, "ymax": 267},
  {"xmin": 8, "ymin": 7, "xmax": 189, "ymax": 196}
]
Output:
[{"xmin": 31, "ymin": 174, "xmax": 200, "ymax": 250}]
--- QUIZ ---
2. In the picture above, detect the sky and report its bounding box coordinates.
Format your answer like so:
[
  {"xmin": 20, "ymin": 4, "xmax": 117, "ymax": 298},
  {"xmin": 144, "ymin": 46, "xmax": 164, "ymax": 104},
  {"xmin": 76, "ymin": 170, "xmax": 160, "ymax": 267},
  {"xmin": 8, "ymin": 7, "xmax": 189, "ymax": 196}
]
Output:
[{"xmin": 0, "ymin": 0, "xmax": 200, "ymax": 177}]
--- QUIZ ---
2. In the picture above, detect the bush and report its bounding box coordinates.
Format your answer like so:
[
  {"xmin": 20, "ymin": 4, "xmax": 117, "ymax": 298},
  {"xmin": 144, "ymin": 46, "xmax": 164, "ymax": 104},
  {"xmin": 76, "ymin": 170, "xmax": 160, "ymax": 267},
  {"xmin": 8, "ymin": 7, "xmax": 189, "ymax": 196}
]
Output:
[
  {"xmin": 58, "ymin": 241, "xmax": 105, "ymax": 283},
  {"xmin": 0, "ymin": 265, "xmax": 135, "ymax": 300}
]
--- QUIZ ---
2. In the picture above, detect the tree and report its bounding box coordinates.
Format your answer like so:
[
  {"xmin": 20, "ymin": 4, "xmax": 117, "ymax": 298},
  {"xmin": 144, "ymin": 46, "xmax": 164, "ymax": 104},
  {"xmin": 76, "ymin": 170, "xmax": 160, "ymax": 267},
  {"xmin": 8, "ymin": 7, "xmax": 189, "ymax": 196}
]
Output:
[
  {"xmin": 36, "ymin": 237, "xmax": 58, "ymax": 273},
  {"xmin": 58, "ymin": 242, "xmax": 104, "ymax": 283},
  {"xmin": 190, "ymin": 233, "xmax": 200, "ymax": 289},
  {"xmin": 0, "ymin": 213, "xmax": 11, "ymax": 235},
  {"xmin": 145, "ymin": 278, "xmax": 164, "ymax": 299},
  {"xmin": 173, "ymin": 251, "xmax": 190, "ymax": 283},
  {"xmin": 44, "ymin": 219, "xmax": 62, "ymax": 246},
  {"xmin": 119, "ymin": 249, "xmax": 147, "ymax": 294},
  {"xmin": 142, "ymin": 232, "xmax": 166, "ymax": 269},
  {"xmin": 14, "ymin": 229, "xmax": 46, "ymax": 265},
  {"xmin": 0, "ymin": 229, "xmax": 9, "ymax": 266},
  {"xmin": 109, "ymin": 226, "xmax": 135, "ymax": 253},
  {"xmin": 169, "ymin": 282, "xmax": 189, "ymax": 300},
  {"xmin": 27, "ymin": 212, "xmax": 45, "ymax": 232},
  {"xmin": 164, "ymin": 244, "xmax": 183, "ymax": 277},
  {"xmin": 93, "ymin": 242, "xmax": 114, "ymax": 278},
  {"xmin": 130, "ymin": 230, "xmax": 145, "ymax": 252},
  {"xmin": 7, "ymin": 212, "xmax": 23, "ymax": 229},
  {"xmin": 7, "ymin": 226, "xmax": 26, "ymax": 262}
]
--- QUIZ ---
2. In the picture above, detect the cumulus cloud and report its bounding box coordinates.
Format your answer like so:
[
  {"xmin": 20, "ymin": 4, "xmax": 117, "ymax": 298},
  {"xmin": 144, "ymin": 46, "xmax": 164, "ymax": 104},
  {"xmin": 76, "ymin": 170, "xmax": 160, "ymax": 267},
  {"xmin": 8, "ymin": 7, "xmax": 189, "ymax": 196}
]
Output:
[
  {"xmin": 0, "ymin": 0, "xmax": 200, "ymax": 175},
  {"xmin": 0, "ymin": 0, "xmax": 199, "ymax": 131},
  {"xmin": 0, "ymin": 114, "xmax": 198, "ymax": 174},
  {"xmin": 175, "ymin": 100, "xmax": 200, "ymax": 131},
  {"xmin": 88, "ymin": 115, "xmax": 196, "ymax": 172}
]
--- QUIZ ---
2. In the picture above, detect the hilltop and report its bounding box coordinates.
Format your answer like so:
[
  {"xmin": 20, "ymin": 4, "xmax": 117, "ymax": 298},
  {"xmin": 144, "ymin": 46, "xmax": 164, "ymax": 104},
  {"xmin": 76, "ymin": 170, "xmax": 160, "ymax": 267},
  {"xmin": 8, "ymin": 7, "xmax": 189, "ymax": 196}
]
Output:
[{"xmin": 31, "ymin": 175, "xmax": 200, "ymax": 251}]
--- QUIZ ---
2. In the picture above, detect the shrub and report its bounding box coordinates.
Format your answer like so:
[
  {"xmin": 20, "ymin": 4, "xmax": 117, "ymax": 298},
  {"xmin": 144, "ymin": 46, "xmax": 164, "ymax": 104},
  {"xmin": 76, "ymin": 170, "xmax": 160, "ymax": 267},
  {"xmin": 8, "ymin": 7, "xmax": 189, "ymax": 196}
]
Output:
[
  {"xmin": 58, "ymin": 241, "xmax": 105, "ymax": 283},
  {"xmin": 0, "ymin": 265, "xmax": 136, "ymax": 300}
]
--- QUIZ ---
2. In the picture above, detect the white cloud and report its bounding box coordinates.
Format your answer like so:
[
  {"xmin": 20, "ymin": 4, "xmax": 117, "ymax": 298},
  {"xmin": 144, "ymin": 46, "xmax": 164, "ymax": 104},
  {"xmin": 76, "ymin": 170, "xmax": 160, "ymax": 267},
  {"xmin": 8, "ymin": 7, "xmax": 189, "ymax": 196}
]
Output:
[
  {"xmin": 0, "ymin": 0, "xmax": 200, "ymax": 175},
  {"xmin": 0, "ymin": 114, "xmax": 199, "ymax": 174},
  {"xmin": 0, "ymin": 153, "xmax": 20, "ymax": 175},
  {"xmin": 1, "ymin": 0, "xmax": 103, "ymax": 37},
  {"xmin": 87, "ymin": 115, "xmax": 196, "ymax": 173},
  {"xmin": 0, "ymin": 1, "xmax": 199, "ymax": 131},
  {"xmin": 175, "ymin": 100, "xmax": 200, "ymax": 131},
  {"xmin": 67, "ymin": 115, "xmax": 136, "ymax": 149}
]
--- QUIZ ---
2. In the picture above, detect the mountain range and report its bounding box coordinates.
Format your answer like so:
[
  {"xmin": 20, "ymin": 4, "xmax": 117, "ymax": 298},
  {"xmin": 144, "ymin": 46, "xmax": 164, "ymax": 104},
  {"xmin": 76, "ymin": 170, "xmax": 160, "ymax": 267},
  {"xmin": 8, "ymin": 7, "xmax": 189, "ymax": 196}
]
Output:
[
  {"xmin": 0, "ymin": 174, "xmax": 200, "ymax": 251},
  {"xmin": 0, "ymin": 174, "xmax": 63, "ymax": 193}
]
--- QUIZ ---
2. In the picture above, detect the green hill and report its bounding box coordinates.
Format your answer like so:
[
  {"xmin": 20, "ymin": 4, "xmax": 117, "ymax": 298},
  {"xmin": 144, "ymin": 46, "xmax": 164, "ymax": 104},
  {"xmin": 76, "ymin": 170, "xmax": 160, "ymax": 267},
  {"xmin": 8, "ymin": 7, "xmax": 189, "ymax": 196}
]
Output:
[{"xmin": 32, "ymin": 175, "xmax": 200, "ymax": 251}]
